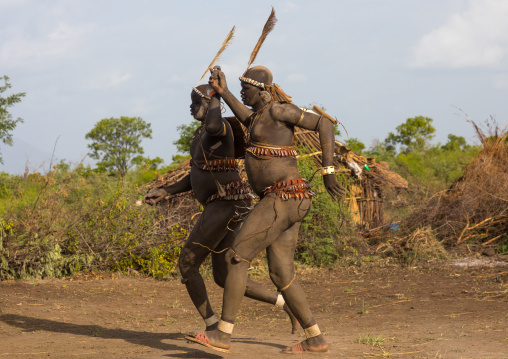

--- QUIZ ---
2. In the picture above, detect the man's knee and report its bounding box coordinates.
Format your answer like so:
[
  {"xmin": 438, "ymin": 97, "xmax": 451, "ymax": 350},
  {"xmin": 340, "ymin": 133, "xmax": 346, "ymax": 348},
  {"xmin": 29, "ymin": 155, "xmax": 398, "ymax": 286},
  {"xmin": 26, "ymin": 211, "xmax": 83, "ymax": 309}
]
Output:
[
  {"xmin": 269, "ymin": 267, "xmax": 295, "ymax": 290},
  {"xmin": 178, "ymin": 251, "xmax": 199, "ymax": 279}
]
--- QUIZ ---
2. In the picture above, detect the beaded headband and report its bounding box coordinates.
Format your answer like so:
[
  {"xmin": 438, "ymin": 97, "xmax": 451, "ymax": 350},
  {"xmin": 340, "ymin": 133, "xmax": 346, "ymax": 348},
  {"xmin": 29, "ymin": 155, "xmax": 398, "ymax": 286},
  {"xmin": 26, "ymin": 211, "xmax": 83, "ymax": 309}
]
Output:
[
  {"xmin": 192, "ymin": 86, "xmax": 211, "ymax": 101},
  {"xmin": 239, "ymin": 76, "xmax": 265, "ymax": 89}
]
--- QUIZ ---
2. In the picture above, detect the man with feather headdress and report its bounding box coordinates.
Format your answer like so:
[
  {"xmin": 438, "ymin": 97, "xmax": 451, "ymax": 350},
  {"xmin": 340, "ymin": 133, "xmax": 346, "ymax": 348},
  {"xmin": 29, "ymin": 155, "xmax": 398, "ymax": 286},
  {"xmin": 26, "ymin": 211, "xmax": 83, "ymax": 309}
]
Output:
[
  {"xmin": 194, "ymin": 63, "xmax": 343, "ymax": 354},
  {"xmin": 144, "ymin": 27, "xmax": 299, "ymax": 338}
]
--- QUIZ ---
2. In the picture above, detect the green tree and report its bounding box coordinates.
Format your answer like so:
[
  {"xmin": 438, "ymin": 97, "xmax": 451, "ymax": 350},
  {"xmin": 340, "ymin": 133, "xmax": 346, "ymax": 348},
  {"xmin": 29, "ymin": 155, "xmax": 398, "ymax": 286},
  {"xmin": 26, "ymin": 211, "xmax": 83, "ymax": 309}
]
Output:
[
  {"xmin": 365, "ymin": 139, "xmax": 395, "ymax": 162},
  {"xmin": 385, "ymin": 116, "xmax": 436, "ymax": 153},
  {"xmin": 441, "ymin": 134, "xmax": 469, "ymax": 151},
  {"xmin": 173, "ymin": 121, "xmax": 201, "ymax": 154},
  {"xmin": 85, "ymin": 116, "xmax": 152, "ymax": 177},
  {"xmin": 345, "ymin": 137, "xmax": 365, "ymax": 155},
  {"xmin": 0, "ymin": 75, "xmax": 26, "ymax": 164}
]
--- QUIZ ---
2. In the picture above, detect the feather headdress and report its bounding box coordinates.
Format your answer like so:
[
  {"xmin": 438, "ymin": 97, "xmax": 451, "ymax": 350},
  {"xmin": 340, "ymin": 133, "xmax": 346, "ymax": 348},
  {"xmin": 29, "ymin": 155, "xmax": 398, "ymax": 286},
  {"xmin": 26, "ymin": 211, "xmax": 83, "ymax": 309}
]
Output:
[
  {"xmin": 194, "ymin": 26, "xmax": 236, "ymax": 87},
  {"xmin": 243, "ymin": 7, "xmax": 277, "ymax": 75},
  {"xmin": 239, "ymin": 8, "xmax": 292, "ymax": 104}
]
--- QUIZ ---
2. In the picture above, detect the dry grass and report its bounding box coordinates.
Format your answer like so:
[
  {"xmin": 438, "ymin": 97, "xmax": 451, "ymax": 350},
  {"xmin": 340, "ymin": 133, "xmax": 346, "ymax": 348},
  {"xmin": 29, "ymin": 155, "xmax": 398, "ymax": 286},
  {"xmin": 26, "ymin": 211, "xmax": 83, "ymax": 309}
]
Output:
[{"xmin": 405, "ymin": 119, "xmax": 508, "ymax": 246}]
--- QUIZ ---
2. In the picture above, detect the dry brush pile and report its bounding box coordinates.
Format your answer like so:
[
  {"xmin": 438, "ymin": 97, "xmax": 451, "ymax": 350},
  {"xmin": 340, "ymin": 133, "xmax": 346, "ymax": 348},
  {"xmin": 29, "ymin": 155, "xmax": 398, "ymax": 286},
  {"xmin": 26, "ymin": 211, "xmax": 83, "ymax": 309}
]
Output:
[
  {"xmin": 363, "ymin": 120, "xmax": 508, "ymax": 262},
  {"xmin": 407, "ymin": 121, "xmax": 508, "ymax": 247}
]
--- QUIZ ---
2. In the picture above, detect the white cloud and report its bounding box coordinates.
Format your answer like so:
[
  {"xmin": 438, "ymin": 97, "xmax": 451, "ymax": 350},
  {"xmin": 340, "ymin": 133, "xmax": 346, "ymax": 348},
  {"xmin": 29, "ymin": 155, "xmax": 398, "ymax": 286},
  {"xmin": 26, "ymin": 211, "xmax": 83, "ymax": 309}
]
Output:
[
  {"xmin": 409, "ymin": 0, "xmax": 508, "ymax": 69},
  {"xmin": 0, "ymin": 22, "xmax": 93, "ymax": 67},
  {"xmin": 48, "ymin": 22, "xmax": 90, "ymax": 41}
]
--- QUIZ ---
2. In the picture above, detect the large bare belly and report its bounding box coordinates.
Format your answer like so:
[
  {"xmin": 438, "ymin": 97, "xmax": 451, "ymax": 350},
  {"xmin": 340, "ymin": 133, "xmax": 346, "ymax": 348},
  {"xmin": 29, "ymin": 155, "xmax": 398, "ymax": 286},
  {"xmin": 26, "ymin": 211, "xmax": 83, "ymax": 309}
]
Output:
[
  {"xmin": 244, "ymin": 153, "xmax": 300, "ymax": 196},
  {"xmin": 190, "ymin": 167, "xmax": 242, "ymax": 205}
]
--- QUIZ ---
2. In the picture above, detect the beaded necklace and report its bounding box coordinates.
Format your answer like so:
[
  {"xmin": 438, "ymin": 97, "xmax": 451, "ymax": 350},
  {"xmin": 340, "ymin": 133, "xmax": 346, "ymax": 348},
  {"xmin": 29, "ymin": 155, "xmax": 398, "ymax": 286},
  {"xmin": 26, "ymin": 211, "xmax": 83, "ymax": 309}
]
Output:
[{"xmin": 246, "ymin": 103, "xmax": 270, "ymax": 145}]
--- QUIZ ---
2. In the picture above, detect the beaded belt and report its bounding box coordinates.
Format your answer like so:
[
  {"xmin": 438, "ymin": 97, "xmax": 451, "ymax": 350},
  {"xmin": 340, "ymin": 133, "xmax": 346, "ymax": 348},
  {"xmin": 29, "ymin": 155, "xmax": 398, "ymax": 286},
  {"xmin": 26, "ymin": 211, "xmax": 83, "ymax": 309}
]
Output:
[
  {"xmin": 191, "ymin": 158, "xmax": 239, "ymax": 172},
  {"xmin": 246, "ymin": 145, "xmax": 298, "ymax": 158},
  {"xmin": 263, "ymin": 178, "xmax": 314, "ymax": 200},
  {"xmin": 206, "ymin": 180, "xmax": 255, "ymax": 204}
]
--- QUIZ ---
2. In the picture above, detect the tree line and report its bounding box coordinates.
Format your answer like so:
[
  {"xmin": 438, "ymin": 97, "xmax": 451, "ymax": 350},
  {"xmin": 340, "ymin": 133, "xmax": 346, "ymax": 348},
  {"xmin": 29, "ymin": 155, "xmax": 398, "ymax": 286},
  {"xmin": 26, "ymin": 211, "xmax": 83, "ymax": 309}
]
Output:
[{"xmin": 1, "ymin": 75, "xmax": 478, "ymax": 188}]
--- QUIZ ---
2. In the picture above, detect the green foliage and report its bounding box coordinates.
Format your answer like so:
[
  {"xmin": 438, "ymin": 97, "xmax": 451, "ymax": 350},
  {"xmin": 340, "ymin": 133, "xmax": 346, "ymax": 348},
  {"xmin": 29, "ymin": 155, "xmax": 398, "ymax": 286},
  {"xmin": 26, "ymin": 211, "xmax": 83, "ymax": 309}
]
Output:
[
  {"xmin": 363, "ymin": 117, "xmax": 479, "ymax": 191},
  {"xmin": 385, "ymin": 116, "xmax": 436, "ymax": 153},
  {"xmin": 295, "ymin": 146, "xmax": 355, "ymax": 267},
  {"xmin": 170, "ymin": 154, "xmax": 191, "ymax": 167},
  {"xmin": 441, "ymin": 134, "xmax": 469, "ymax": 151},
  {"xmin": 0, "ymin": 75, "xmax": 26, "ymax": 164},
  {"xmin": 395, "ymin": 142, "xmax": 478, "ymax": 186},
  {"xmin": 173, "ymin": 121, "xmax": 201, "ymax": 154},
  {"xmin": 355, "ymin": 333, "xmax": 385, "ymax": 346},
  {"xmin": 85, "ymin": 116, "xmax": 152, "ymax": 177},
  {"xmin": 364, "ymin": 134, "xmax": 480, "ymax": 190},
  {"xmin": 345, "ymin": 137, "xmax": 366, "ymax": 155},
  {"xmin": 0, "ymin": 166, "xmax": 196, "ymax": 280},
  {"xmin": 495, "ymin": 237, "xmax": 508, "ymax": 254}
]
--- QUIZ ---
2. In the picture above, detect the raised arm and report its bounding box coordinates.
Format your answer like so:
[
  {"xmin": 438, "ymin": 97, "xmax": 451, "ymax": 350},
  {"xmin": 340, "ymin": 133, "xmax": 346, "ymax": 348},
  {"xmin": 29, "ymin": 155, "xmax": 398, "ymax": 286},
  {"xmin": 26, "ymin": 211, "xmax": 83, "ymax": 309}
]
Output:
[
  {"xmin": 204, "ymin": 94, "xmax": 227, "ymax": 137},
  {"xmin": 270, "ymin": 103, "xmax": 345, "ymax": 198},
  {"xmin": 143, "ymin": 174, "xmax": 192, "ymax": 205},
  {"xmin": 209, "ymin": 66, "xmax": 253, "ymax": 124}
]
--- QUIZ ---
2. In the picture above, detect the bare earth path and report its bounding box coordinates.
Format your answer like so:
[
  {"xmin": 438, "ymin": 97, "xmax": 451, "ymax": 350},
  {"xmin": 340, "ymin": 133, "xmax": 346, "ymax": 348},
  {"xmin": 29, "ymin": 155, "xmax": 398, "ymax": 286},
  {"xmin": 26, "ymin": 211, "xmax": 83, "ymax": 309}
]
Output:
[{"xmin": 0, "ymin": 260, "xmax": 507, "ymax": 359}]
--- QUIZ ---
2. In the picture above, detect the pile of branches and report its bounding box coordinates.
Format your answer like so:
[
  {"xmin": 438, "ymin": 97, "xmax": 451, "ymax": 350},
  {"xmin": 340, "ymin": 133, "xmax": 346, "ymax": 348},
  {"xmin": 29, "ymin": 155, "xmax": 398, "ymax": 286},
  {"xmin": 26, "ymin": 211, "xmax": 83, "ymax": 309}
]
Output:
[
  {"xmin": 405, "ymin": 120, "xmax": 508, "ymax": 246},
  {"xmin": 374, "ymin": 226, "xmax": 449, "ymax": 265}
]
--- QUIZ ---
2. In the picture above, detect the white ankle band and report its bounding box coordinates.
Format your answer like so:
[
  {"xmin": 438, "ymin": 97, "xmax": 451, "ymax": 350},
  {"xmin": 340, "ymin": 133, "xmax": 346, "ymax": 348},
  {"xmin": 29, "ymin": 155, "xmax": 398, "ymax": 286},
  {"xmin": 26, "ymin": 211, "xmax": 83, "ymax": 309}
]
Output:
[
  {"xmin": 218, "ymin": 320, "xmax": 234, "ymax": 334},
  {"xmin": 275, "ymin": 294, "xmax": 285, "ymax": 308},
  {"xmin": 204, "ymin": 314, "xmax": 218, "ymax": 326},
  {"xmin": 304, "ymin": 324, "xmax": 321, "ymax": 338}
]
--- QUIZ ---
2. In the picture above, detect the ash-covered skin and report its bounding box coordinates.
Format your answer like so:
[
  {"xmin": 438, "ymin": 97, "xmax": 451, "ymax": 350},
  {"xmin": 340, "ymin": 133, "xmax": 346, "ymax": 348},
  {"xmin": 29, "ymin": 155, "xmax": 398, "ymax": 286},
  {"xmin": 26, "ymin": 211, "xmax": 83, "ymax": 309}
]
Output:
[
  {"xmin": 143, "ymin": 85, "xmax": 298, "ymax": 334},
  {"xmin": 205, "ymin": 65, "xmax": 344, "ymax": 353}
]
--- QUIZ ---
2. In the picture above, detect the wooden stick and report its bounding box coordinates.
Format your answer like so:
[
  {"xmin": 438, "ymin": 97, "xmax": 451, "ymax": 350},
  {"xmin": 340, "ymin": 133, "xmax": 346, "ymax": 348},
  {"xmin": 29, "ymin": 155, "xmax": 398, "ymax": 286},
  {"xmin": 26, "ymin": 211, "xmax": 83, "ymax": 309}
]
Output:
[
  {"xmin": 481, "ymin": 234, "xmax": 504, "ymax": 246},
  {"xmin": 455, "ymin": 222, "xmax": 470, "ymax": 245},
  {"xmin": 312, "ymin": 105, "xmax": 338, "ymax": 125}
]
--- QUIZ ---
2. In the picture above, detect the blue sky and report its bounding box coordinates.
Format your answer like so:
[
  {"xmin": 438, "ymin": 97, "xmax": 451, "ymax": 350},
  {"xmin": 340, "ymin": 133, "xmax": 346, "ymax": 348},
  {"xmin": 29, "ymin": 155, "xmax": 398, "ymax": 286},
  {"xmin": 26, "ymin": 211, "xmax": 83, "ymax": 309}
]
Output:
[{"xmin": 1, "ymin": 0, "xmax": 507, "ymax": 174}]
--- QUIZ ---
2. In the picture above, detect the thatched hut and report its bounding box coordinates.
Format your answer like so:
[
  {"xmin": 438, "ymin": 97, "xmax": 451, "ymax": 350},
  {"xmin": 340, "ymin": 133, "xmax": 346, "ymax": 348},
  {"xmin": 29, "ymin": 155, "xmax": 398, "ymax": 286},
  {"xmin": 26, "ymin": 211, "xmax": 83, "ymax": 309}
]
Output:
[{"xmin": 293, "ymin": 127, "xmax": 407, "ymax": 229}]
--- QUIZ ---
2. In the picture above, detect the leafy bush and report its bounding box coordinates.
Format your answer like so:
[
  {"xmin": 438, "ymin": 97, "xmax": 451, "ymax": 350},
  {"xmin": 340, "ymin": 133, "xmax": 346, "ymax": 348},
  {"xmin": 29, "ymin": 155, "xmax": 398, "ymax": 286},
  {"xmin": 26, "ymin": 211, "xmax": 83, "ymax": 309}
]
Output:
[
  {"xmin": 295, "ymin": 145, "xmax": 356, "ymax": 267},
  {"xmin": 0, "ymin": 165, "xmax": 199, "ymax": 280}
]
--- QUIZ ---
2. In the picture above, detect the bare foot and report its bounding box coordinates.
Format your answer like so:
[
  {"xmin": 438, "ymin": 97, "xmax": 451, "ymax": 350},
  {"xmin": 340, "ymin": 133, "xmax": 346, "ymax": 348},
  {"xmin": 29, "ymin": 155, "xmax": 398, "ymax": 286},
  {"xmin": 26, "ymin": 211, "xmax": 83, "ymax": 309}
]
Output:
[{"xmin": 283, "ymin": 303, "xmax": 300, "ymax": 334}]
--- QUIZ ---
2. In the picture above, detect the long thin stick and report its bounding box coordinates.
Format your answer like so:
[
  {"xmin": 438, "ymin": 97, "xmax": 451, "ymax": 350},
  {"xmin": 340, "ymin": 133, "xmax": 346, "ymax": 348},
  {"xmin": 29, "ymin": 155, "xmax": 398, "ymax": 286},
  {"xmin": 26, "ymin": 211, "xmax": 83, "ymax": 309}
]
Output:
[
  {"xmin": 244, "ymin": 7, "xmax": 277, "ymax": 73},
  {"xmin": 195, "ymin": 26, "xmax": 236, "ymax": 86}
]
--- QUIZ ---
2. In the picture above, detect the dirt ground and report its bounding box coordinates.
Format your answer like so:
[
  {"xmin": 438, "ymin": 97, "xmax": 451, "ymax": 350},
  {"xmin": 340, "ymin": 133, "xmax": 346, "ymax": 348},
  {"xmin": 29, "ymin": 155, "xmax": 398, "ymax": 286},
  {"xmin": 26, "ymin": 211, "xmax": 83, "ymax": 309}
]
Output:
[{"xmin": 0, "ymin": 258, "xmax": 507, "ymax": 359}]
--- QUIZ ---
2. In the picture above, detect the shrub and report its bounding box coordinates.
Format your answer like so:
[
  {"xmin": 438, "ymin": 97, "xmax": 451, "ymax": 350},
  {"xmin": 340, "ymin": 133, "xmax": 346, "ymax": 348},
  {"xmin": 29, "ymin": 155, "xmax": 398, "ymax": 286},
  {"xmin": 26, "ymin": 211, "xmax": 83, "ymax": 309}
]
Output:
[
  {"xmin": 295, "ymin": 145, "xmax": 355, "ymax": 267},
  {"xmin": 0, "ymin": 165, "xmax": 198, "ymax": 280}
]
